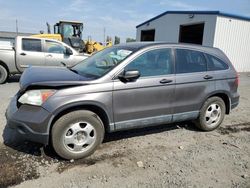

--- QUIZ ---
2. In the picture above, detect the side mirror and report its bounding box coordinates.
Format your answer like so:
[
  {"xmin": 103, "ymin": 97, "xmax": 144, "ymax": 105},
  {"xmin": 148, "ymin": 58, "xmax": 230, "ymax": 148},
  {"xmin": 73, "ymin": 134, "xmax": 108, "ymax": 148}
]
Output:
[
  {"xmin": 118, "ymin": 70, "xmax": 140, "ymax": 82},
  {"xmin": 65, "ymin": 47, "xmax": 73, "ymax": 55}
]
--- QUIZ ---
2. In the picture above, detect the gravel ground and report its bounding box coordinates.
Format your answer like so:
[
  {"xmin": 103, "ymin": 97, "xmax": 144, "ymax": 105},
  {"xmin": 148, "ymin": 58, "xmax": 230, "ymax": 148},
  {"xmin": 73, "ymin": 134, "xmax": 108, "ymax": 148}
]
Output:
[{"xmin": 0, "ymin": 74, "xmax": 249, "ymax": 188}]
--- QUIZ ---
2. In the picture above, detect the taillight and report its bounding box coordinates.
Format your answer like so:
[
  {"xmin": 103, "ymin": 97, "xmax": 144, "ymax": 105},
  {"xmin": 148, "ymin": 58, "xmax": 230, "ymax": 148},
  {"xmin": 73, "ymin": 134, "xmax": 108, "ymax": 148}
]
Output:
[{"xmin": 235, "ymin": 73, "xmax": 239, "ymax": 86}]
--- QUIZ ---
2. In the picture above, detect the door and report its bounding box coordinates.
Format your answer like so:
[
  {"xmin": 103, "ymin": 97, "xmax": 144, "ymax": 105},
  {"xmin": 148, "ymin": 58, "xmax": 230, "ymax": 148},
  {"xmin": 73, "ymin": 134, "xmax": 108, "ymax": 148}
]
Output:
[
  {"xmin": 44, "ymin": 40, "xmax": 76, "ymax": 67},
  {"xmin": 173, "ymin": 48, "xmax": 215, "ymax": 122},
  {"xmin": 141, "ymin": 29, "xmax": 155, "ymax": 41},
  {"xmin": 17, "ymin": 38, "xmax": 45, "ymax": 68},
  {"xmin": 113, "ymin": 48, "xmax": 175, "ymax": 131},
  {"xmin": 179, "ymin": 23, "xmax": 204, "ymax": 45}
]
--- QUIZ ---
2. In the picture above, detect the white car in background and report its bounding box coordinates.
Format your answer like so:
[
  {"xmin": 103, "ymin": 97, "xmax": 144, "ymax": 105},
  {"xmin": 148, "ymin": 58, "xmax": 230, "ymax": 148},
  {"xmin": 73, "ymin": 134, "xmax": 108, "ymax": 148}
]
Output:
[{"xmin": 0, "ymin": 36, "xmax": 89, "ymax": 83}]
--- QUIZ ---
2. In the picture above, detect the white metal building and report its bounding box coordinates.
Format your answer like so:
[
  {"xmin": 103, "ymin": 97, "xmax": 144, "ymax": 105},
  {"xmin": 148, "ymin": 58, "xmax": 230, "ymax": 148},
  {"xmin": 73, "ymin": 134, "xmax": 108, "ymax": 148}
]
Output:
[
  {"xmin": 0, "ymin": 31, "xmax": 33, "ymax": 47},
  {"xmin": 136, "ymin": 11, "xmax": 250, "ymax": 72}
]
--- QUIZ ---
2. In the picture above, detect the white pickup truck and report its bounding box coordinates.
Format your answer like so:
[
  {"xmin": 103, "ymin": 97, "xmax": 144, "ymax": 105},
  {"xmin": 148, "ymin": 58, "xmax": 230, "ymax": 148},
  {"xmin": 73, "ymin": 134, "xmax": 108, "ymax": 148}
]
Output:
[{"xmin": 0, "ymin": 36, "xmax": 88, "ymax": 83}]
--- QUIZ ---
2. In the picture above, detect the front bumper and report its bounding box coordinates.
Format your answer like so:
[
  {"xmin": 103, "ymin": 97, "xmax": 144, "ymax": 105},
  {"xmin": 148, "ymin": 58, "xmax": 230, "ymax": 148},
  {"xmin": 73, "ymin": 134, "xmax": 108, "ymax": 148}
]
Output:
[{"xmin": 5, "ymin": 96, "xmax": 52, "ymax": 145}]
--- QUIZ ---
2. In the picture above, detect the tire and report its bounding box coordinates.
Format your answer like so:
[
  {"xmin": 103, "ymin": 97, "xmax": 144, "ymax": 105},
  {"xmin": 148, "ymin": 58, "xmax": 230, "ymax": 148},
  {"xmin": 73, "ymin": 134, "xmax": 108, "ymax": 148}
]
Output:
[
  {"xmin": 194, "ymin": 97, "xmax": 226, "ymax": 131},
  {"xmin": 51, "ymin": 110, "xmax": 105, "ymax": 160},
  {"xmin": 0, "ymin": 65, "xmax": 8, "ymax": 84}
]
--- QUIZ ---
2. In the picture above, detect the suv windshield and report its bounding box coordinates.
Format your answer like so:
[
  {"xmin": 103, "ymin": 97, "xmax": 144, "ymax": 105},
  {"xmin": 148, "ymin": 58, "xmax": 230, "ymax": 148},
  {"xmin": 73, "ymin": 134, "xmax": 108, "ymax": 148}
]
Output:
[{"xmin": 72, "ymin": 46, "xmax": 134, "ymax": 78}]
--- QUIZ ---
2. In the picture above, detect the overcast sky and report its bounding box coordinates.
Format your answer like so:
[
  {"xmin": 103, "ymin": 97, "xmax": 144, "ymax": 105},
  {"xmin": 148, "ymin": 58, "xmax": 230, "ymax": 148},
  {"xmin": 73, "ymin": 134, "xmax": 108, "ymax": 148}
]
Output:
[{"xmin": 0, "ymin": 0, "xmax": 249, "ymax": 43}]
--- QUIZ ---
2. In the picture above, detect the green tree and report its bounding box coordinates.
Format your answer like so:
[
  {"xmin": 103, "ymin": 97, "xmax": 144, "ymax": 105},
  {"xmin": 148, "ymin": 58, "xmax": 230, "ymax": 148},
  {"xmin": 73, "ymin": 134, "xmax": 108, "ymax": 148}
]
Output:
[
  {"xmin": 114, "ymin": 36, "xmax": 120, "ymax": 44},
  {"xmin": 126, "ymin": 38, "xmax": 136, "ymax": 43}
]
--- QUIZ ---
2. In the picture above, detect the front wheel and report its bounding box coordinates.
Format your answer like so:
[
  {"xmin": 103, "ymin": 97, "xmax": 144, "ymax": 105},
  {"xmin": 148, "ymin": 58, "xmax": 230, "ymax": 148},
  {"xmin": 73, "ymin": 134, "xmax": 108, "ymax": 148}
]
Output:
[
  {"xmin": 194, "ymin": 97, "xmax": 226, "ymax": 131},
  {"xmin": 51, "ymin": 110, "xmax": 105, "ymax": 160}
]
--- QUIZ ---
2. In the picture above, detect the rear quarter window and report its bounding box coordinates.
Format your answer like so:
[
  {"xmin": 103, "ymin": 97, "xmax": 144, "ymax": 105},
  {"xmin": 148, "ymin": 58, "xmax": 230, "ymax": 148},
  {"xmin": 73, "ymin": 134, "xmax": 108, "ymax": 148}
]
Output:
[{"xmin": 206, "ymin": 54, "xmax": 229, "ymax": 71}]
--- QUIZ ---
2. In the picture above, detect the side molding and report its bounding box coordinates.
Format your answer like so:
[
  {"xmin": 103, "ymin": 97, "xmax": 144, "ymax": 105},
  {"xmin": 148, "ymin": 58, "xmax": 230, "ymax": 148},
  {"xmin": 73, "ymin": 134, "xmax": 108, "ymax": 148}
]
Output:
[
  {"xmin": 172, "ymin": 111, "xmax": 199, "ymax": 122},
  {"xmin": 115, "ymin": 114, "xmax": 172, "ymax": 131},
  {"xmin": 113, "ymin": 111, "xmax": 199, "ymax": 132}
]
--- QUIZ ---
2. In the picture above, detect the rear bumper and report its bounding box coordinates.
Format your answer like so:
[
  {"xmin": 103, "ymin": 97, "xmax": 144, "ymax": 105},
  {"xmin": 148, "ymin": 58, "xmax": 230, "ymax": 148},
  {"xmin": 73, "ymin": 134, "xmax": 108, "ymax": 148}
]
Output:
[
  {"xmin": 231, "ymin": 92, "xmax": 240, "ymax": 110},
  {"xmin": 5, "ymin": 96, "xmax": 51, "ymax": 145}
]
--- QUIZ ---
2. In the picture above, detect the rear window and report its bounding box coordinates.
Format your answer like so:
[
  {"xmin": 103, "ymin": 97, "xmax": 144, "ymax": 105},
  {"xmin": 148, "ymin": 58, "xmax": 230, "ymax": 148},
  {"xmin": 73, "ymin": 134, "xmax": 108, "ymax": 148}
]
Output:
[
  {"xmin": 22, "ymin": 39, "xmax": 42, "ymax": 52},
  {"xmin": 176, "ymin": 49, "xmax": 206, "ymax": 73},
  {"xmin": 206, "ymin": 54, "xmax": 229, "ymax": 71}
]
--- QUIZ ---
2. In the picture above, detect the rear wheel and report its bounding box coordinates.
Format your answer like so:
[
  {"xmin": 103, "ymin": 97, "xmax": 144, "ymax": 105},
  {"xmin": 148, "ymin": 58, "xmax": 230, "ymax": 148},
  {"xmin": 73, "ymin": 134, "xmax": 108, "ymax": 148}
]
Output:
[
  {"xmin": 194, "ymin": 97, "xmax": 226, "ymax": 131},
  {"xmin": 52, "ymin": 110, "xmax": 105, "ymax": 160},
  {"xmin": 0, "ymin": 65, "xmax": 8, "ymax": 84}
]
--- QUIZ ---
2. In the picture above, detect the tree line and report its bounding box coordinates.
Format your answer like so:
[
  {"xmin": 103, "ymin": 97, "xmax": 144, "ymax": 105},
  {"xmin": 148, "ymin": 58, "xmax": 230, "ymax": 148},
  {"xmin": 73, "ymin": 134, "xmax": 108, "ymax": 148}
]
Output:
[{"xmin": 105, "ymin": 36, "xmax": 136, "ymax": 44}]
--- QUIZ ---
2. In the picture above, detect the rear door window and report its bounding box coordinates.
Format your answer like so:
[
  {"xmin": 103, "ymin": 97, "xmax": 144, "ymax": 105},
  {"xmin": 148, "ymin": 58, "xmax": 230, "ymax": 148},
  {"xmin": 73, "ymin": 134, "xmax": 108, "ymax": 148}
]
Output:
[
  {"xmin": 175, "ymin": 49, "xmax": 206, "ymax": 73},
  {"xmin": 22, "ymin": 38, "xmax": 42, "ymax": 52},
  {"xmin": 206, "ymin": 54, "xmax": 229, "ymax": 71}
]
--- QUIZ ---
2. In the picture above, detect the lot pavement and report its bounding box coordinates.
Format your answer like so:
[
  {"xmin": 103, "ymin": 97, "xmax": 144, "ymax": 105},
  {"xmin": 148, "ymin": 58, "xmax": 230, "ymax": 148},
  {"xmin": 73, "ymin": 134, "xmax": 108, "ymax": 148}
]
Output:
[{"xmin": 0, "ymin": 74, "xmax": 249, "ymax": 188}]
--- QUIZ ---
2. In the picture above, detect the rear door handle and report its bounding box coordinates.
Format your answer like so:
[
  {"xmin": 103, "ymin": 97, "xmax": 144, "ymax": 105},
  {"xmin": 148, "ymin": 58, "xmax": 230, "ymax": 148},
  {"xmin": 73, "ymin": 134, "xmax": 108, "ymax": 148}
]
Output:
[
  {"xmin": 46, "ymin": 54, "xmax": 52, "ymax": 58},
  {"xmin": 204, "ymin": 75, "xmax": 213, "ymax": 80},
  {"xmin": 160, "ymin": 79, "xmax": 173, "ymax": 84},
  {"xmin": 20, "ymin": 53, "xmax": 26, "ymax": 56}
]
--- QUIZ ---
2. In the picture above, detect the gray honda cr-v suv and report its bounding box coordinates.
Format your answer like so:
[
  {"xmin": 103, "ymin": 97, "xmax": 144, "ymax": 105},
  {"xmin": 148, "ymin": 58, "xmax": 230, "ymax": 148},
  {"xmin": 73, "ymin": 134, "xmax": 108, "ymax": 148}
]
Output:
[{"xmin": 6, "ymin": 43, "xmax": 239, "ymax": 159}]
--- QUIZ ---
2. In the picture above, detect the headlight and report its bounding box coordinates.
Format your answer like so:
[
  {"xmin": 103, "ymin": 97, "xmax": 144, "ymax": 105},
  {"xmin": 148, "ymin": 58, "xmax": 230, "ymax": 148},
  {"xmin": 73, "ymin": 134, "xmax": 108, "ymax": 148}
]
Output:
[{"xmin": 18, "ymin": 89, "xmax": 56, "ymax": 106}]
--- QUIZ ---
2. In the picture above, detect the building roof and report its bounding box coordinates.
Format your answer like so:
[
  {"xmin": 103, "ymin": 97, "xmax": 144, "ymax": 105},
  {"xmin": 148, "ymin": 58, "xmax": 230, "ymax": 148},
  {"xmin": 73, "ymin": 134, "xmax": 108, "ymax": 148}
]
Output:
[
  {"xmin": 0, "ymin": 31, "xmax": 34, "ymax": 38},
  {"xmin": 58, "ymin": 20, "xmax": 83, "ymax": 24},
  {"xmin": 136, "ymin": 10, "xmax": 250, "ymax": 28}
]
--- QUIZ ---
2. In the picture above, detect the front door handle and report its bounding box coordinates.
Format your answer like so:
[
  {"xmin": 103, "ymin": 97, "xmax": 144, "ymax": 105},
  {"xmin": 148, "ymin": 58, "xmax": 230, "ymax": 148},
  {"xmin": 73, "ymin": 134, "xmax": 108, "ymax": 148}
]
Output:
[
  {"xmin": 204, "ymin": 75, "xmax": 213, "ymax": 80},
  {"xmin": 46, "ymin": 54, "xmax": 52, "ymax": 58},
  {"xmin": 20, "ymin": 53, "xmax": 26, "ymax": 56},
  {"xmin": 160, "ymin": 79, "xmax": 173, "ymax": 84}
]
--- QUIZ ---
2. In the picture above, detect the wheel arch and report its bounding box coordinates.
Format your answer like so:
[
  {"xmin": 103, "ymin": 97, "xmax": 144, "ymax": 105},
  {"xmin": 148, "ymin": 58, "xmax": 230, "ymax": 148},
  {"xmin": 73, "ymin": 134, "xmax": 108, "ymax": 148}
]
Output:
[
  {"xmin": 205, "ymin": 92, "xmax": 231, "ymax": 114},
  {"xmin": 48, "ymin": 103, "xmax": 112, "ymax": 137},
  {"xmin": 0, "ymin": 60, "xmax": 9, "ymax": 74}
]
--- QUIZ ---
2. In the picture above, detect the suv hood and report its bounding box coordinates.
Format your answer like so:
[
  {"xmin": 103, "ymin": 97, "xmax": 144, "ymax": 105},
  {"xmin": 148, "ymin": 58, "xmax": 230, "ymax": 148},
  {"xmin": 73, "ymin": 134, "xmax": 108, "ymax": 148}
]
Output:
[{"xmin": 20, "ymin": 66, "xmax": 94, "ymax": 90}]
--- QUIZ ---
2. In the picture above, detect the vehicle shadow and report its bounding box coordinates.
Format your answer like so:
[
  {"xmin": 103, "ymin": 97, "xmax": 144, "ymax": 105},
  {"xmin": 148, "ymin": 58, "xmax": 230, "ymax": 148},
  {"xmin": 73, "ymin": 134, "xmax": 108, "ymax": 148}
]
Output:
[
  {"xmin": 7, "ymin": 75, "xmax": 21, "ymax": 83},
  {"xmin": 103, "ymin": 122, "xmax": 199, "ymax": 143},
  {"xmin": 2, "ymin": 122, "xmax": 200, "ymax": 160},
  {"xmin": 2, "ymin": 125, "xmax": 44, "ymax": 157}
]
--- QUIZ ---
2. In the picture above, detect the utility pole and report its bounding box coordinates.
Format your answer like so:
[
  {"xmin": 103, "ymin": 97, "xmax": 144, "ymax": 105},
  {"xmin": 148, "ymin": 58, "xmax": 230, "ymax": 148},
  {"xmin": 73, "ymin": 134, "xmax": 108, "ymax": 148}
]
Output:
[
  {"xmin": 16, "ymin": 19, "xmax": 18, "ymax": 36},
  {"xmin": 46, "ymin": 22, "xmax": 51, "ymax": 34}
]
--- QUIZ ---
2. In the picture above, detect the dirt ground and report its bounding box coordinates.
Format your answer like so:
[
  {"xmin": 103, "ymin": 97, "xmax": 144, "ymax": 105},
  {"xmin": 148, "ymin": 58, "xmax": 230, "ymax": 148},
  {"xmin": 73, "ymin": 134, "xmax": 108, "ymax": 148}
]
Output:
[{"xmin": 0, "ymin": 74, "xmax": 249, "ymax": 188}]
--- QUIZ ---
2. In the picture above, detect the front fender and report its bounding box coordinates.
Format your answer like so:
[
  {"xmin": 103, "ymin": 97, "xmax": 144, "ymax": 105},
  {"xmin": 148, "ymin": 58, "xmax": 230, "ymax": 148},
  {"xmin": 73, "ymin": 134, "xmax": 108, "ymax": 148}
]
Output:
[
  {"xmin": 46, "ymin": 100, "xmax": 113, "ymax": 134},
  {"xmin": 43, "ymin": 91, "xmax": 113, "ymax": 133}
]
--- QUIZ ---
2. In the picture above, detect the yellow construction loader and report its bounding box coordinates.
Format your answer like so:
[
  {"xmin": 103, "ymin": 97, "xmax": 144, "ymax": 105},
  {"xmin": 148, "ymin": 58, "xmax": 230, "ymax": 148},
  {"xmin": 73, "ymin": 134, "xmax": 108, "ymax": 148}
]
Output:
[
  {"xmin": 32, "ymin": 21, "xmax": 112, "ymax": 54},
  {"xmin": 84, "ymin": 37, "xmax": 112, "ymax": 54}
]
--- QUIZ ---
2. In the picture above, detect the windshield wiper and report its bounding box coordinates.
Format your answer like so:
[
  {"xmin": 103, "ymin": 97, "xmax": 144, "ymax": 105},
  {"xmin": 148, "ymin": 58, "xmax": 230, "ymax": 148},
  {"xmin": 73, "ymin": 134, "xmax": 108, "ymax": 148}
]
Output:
[
  {"xmin": 68, "ymin": 68, "xmax": 79, "ymax": 74},
  {"xmin": 61, "ymin": 62, "xmax": 79, "ymax": 74},
  {"xmin": 95, "ymin": 65, "xmax": 114, "ymax": 69},
  {"xmin": 61, "ymin": 62, "xmax": 67, "ymax": 67}
]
